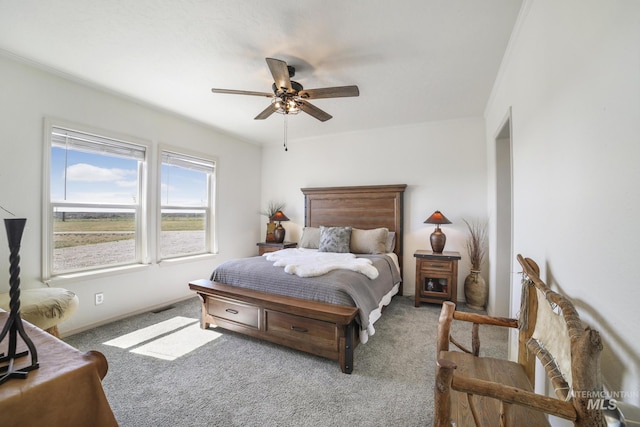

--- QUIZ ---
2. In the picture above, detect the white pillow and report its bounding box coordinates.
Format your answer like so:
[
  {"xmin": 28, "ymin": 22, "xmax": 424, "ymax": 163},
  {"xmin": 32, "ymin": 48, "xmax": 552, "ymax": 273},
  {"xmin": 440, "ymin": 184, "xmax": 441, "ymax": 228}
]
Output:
[{"xmin": 350, "ymin": 228, "xmax": 389, "ymax": 254}]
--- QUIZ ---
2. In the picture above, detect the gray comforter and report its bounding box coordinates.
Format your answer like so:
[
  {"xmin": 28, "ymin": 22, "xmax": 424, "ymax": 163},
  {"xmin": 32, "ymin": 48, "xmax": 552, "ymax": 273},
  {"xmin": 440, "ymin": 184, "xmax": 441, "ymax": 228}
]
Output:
[{"xmin": 210, "ymin": 254, "xmax": 401, "ymax": 332}]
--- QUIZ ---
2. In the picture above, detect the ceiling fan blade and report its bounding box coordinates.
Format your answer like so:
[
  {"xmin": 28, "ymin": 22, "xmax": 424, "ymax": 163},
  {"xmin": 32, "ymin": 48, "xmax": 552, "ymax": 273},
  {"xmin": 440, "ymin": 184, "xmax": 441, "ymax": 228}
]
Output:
[
  {"xmin": 211, "ymin": 88, "xmax": 274, "ymax": 97},
  {"xmin": 298, "ymin": 85, "xmax": 360, "ymax": 99},
  {"xmin": 297, "ymin": 100, "xmax": 332, "ymax": 122},
  {"xmin": 254, "ymin": 104, "xmax": 276, "ymax": 120},
  {"xmin": 266, "ymin": 58, "xmax": 292, "ymax": 92}
]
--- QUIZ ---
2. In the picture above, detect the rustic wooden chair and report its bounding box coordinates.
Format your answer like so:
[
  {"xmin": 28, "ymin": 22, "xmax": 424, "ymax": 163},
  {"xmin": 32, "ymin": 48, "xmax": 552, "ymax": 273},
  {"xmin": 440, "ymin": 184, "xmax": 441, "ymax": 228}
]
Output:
[{"xmin": 433, "ymin": 255, "xmax": 606, "ymax": 427}]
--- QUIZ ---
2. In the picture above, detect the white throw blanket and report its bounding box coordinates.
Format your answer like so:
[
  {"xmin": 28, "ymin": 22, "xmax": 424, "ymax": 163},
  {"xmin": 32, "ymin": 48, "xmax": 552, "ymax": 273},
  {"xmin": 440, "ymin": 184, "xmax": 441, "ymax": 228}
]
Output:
[{"xmin": 264, "ymin": 248, "xmax": 379, "ymax": 279}]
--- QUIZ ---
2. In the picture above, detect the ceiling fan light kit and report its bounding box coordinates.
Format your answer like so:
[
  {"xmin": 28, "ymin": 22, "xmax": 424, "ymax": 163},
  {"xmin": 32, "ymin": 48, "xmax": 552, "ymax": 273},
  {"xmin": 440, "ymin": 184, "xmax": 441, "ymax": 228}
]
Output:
[
  {"xmin": 272, "ymin": 97, "xmax": 300, "ymax": 115},
  {"xmin": 211, "ymin": 58, "xmax": 359, "ymax": 150}
]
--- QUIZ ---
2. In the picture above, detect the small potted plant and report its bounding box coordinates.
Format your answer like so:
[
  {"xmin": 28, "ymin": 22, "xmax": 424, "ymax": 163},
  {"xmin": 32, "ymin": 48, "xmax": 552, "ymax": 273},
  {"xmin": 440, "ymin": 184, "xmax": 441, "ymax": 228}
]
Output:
[
  {"xmin": 260, "ymin": 201, "xmax": 286, "ymax": 243},
  {"xmin": 463, "ymin": 218, "xmax": 488, "ymax": 310}
]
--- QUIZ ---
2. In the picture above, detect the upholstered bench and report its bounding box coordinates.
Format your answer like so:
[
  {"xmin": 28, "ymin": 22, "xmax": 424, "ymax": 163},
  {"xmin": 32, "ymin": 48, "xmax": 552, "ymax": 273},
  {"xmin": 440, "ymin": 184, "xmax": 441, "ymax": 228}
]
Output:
[{"xmin": 0, "ymin": 287, "xmax": 78, "ymax": 338}]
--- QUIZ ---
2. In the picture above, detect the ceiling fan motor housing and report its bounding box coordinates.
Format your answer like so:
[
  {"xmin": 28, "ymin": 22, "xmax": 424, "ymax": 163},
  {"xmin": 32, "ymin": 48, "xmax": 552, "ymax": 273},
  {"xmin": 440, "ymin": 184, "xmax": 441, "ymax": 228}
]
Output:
[{"xmin": 272, "ymin": 80, "xmax": 303, "ymax": 95}]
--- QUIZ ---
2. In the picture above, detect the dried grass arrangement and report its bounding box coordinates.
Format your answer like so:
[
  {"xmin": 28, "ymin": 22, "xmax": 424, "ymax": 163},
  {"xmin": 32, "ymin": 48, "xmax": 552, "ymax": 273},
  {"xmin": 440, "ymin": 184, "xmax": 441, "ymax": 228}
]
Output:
[
  {"xmin": 463, "ymin": 218, "xmax": 487, "ymax": 271},
  {"xmin": 260, "ymin": 201, "xmax": 286, "ymax": 243},
  {"xmin": 260, "ymin": 201, "xmax": 286, "ymax": 219}
]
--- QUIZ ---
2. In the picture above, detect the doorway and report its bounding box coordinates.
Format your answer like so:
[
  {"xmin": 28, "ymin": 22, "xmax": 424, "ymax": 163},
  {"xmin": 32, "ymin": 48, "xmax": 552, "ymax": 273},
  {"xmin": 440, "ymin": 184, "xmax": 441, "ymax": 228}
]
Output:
[{"xmin": 494, "ymin": 111, "xmax": 513, "ymax": 319}]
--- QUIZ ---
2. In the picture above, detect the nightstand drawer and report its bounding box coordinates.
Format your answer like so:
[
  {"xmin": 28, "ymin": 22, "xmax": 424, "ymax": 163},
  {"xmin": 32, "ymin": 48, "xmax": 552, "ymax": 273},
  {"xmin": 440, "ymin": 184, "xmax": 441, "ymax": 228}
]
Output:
[
  {"xmin": 257, "ymin": 241, "xmax": 297, "ymax": 256},
  {"xmin": 208, "ymin": 296, "xmax": 259, "ymax": 329},
  {"xmin": 420, "ymin": 260, "xmax": 452, "ymax": 272}
]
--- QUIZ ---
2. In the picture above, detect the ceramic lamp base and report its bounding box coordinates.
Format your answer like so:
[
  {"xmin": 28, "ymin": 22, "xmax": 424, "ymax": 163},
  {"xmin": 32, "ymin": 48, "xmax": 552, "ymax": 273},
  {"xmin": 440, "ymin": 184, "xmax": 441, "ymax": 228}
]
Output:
[
  {"xmin": 274, "ymin": 225, "xmax": 285, "ymax": 243},
  {"xmin": 430, "ymin": 228, "xmax": 446, "ymax": 253}
]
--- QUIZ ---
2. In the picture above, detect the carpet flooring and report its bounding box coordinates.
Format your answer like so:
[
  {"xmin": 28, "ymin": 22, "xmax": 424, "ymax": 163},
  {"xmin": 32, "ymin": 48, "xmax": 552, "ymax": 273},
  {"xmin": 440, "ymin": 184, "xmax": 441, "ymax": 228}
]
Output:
[{"xmin": 64, "ymin": 296, "xmax": 507, "ymax": 427}]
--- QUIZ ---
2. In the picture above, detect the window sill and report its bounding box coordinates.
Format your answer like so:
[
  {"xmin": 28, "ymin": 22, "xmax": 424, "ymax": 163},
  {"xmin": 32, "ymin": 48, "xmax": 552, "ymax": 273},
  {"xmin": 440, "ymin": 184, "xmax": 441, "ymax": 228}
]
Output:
[
  {"xmin": 45, "ymin": 263, "xmax": 150, "ymax": 286},
  {"xmin": 158, "ymin": 253, "xmax": 217, "ymax": 267}
]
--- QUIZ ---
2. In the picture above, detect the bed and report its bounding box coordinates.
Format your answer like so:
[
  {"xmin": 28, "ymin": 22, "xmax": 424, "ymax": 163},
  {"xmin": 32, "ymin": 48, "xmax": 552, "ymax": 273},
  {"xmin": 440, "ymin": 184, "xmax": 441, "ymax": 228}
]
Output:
[{"xmin": 188, "ymin": 184, "xmax": 406, "ymax": 373}]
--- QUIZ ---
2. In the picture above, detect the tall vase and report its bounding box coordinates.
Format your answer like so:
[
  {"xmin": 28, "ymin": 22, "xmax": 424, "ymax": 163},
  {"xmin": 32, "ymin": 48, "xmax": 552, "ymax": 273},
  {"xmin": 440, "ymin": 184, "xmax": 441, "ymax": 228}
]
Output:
[
  {"xmin": 464, "ymin": 269, "xmax": 487, "ymax": 310},
  {"xmin": 265, "ymin": 221, "xmax": 276, "ymax": 243}
]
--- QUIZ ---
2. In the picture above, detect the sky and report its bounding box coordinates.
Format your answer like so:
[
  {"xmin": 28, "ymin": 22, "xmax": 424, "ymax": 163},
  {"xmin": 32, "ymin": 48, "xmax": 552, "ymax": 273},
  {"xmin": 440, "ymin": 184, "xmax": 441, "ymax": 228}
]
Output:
[{"xmin": 50, "ymin": 147, "xmax": 208, "ymax": 206}]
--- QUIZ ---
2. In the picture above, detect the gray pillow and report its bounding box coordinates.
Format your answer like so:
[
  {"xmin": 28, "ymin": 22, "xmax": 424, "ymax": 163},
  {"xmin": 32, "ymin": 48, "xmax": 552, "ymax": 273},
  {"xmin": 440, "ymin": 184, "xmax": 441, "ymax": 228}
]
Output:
[
  {"xmin": 318, "ymin": 226, "xmax": 352, "ymax": 253},
  {"xmin": 385, "ymin": 231, "xmax": 396, "ymax": 253},
  {"xmin": 350, "ymin": 228, "xmax": 389, "ymax": 254},
  {"xmin": 299, "ymin": 227, "xmax": 321, "ymax": 249}
]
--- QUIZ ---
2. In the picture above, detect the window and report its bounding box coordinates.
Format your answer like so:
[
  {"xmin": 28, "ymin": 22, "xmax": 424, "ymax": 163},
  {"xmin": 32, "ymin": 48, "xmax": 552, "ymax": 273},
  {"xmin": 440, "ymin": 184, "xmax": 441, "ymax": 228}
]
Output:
[
  {"xmin": 45, "ymin": 124, "xmax": 147, "ymax": 277},
  {"xmin": 159, "ymin": 149, "xmax": 215, "ymax": 260}
]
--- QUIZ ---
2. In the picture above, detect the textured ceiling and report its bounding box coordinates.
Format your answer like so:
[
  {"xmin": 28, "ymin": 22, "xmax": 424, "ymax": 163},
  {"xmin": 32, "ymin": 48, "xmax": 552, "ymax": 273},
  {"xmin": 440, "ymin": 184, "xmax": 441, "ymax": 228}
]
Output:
[{"xmin": 0, "ymin": 0, "xmax": 522, "ymax": 146}]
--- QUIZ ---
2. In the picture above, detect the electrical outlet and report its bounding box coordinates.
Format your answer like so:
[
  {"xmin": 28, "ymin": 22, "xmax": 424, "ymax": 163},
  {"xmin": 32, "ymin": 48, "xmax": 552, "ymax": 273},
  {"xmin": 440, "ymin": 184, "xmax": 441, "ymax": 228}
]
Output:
[{"xmin": 95, "ymin": 292, "xmax": 104, "ymax": 305}]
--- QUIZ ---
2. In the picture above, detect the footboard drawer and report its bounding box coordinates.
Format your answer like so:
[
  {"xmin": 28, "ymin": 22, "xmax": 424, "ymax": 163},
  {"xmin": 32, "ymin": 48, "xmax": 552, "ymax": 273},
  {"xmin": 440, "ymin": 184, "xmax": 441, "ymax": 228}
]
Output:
[
  {"xmin": 264, "ymin": 310, "xmax": 338, "ymax": 349},
  {"xmin": 208, "ymin": 296, "xmax": 259, "ymax": 329}
]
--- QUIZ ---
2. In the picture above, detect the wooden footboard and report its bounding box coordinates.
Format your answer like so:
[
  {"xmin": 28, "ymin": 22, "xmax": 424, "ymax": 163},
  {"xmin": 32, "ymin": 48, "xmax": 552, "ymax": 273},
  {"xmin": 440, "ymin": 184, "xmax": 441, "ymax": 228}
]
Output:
[{"xmin": 189, "ymin": 279, "xmax": 360, "ymax": 373}]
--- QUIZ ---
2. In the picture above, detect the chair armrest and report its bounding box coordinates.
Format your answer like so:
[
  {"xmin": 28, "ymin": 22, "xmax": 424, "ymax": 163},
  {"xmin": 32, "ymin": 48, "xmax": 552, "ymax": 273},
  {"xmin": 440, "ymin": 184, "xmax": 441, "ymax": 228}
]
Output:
[
  {"xmin": 451, "ymin": 374, "xmax": 577, "ymax": 421},
  {"xmin": 452, "ymin": 310, "xmax": 518, "ymax": 329},
  {"xmin": 83, "ymin": 350, "xmax": 110, "ymax": 380},
  {"xmin": 437, "ymin": 301, "xmax": 518, "ymax": 356}
]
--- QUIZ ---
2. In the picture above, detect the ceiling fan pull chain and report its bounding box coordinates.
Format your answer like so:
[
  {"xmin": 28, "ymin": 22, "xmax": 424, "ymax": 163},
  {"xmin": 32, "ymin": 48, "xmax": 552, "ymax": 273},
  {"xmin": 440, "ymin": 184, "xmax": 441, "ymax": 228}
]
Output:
[{"xmin": 283, "ymin": 114, "xmax": 288, "ymax": 151}]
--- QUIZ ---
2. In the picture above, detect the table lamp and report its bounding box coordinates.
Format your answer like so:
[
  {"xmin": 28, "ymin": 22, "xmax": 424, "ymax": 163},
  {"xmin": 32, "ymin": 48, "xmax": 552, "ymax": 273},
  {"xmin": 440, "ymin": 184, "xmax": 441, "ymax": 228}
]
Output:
[
  {"xmin": 270, "ymin": 211, "xmax": 290, "ymax": 243},
  {"xmin": 424, "ymin": 210, "xmax": 451, "ymax": 253}
]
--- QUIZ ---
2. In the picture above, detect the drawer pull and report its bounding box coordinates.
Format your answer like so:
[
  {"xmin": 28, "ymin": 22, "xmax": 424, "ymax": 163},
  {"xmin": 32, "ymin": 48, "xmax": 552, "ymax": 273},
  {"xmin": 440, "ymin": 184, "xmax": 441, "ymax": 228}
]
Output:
[
  {"xmin": 290, "ymin": 325, "xmax": 308, "ymax": 333},
  {"xmin": 225, "ymin": 308, "xmax": 239, "ymax": 315}
]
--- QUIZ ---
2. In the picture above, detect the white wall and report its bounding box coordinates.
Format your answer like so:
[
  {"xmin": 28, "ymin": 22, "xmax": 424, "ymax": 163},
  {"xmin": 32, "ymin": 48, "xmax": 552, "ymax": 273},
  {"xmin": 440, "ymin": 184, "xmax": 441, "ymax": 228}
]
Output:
[
  {"xmin": 485, "ymin": 0, "xmax": 640, "ymax": 410},
  {"xmin": 261, "ymin": 117, "xmax": 488, "ymax": 302},
  {"xmin": 0, "ymin": 53, "xmax": 262, "ymax": 335}
]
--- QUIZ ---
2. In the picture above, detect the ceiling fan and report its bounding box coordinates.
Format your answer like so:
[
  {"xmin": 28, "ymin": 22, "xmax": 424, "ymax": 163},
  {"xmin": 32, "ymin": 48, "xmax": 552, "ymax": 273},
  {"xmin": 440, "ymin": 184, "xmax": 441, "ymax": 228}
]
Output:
[{"xmin": 211, "ymin": 58, "xmax": 359, "ymax": 122}]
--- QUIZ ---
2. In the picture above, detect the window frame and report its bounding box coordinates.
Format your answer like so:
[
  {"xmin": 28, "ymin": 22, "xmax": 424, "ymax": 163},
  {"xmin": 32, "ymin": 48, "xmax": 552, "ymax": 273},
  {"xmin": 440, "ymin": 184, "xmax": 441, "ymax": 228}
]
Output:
[
  {"xmin": 157, "ymin": 145, "xmax": 217, "ymax": 262},
  {"xmin": 42, "ymin": 118, "xmax": 151, "ymax": 280}
]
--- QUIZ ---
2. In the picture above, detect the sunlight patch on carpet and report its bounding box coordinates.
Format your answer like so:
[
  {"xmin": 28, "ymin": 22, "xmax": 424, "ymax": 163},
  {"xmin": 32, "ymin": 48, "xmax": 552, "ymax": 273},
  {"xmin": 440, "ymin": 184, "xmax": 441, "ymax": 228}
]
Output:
[
  {"xmin": 130, "ymin": 323, "xmax": 221, "ymax": 360},
  {"xmin": 103, "ymin": 316, "xmax": 199, "ymax": 349}
]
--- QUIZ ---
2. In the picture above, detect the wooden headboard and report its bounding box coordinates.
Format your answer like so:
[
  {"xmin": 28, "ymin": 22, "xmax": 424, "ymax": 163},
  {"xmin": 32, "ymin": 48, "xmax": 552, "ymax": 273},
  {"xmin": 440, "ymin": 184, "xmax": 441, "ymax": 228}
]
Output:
[{"xmin": 301, "ymin": 184, "xmax": 407, "ymax": 280}]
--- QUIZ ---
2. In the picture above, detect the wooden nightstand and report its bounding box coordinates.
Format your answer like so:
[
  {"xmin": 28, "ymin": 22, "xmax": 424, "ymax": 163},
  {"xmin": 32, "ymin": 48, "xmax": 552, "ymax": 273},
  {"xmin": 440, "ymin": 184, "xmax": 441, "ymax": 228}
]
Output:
[
  {"xmin": 256, "ymin": 241, "xmax": 297, "ymax": 256},
  {"xmin": 414, "ymin": 250, "xmax": 461, "ymax": 306}
]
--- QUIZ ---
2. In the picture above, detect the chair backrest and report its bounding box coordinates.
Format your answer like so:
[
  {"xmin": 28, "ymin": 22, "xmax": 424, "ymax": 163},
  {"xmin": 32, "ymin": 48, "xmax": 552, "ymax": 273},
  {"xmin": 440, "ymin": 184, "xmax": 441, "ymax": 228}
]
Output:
[{"xmin": 517, "ymin": 255, "xmax": 606, "ymax": 426}]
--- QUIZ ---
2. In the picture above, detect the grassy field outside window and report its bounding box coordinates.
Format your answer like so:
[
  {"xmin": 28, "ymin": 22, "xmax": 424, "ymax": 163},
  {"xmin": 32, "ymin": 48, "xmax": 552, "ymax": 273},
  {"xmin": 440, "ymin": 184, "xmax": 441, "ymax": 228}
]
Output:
[{"xmin": 53, "ymin": 216, "xmax": 204, "ymax": 248}]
